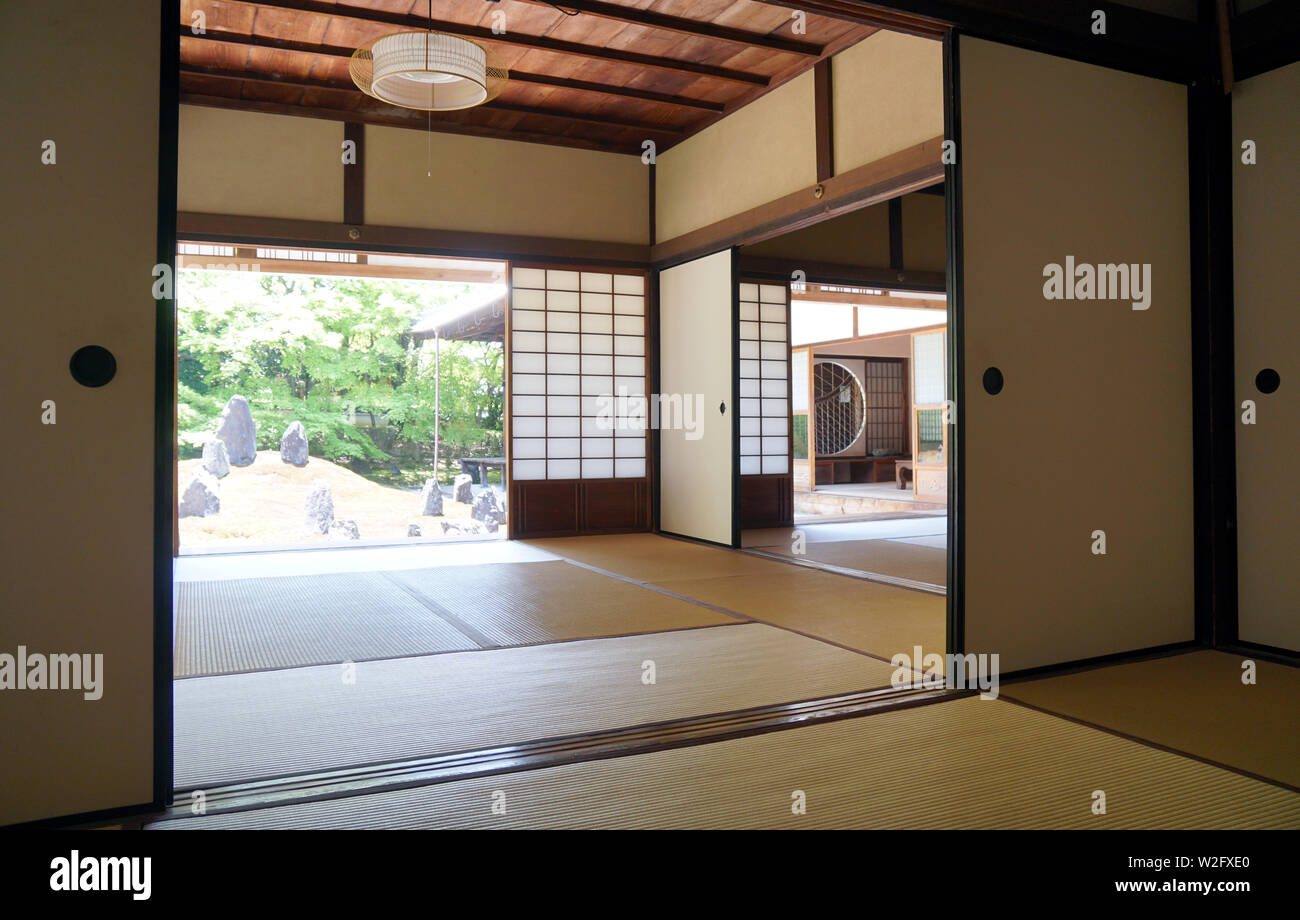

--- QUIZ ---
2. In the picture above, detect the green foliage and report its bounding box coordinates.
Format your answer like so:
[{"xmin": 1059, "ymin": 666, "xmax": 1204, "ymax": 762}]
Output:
[{"xmin": 177, "ymin": 269, "xmax": 504, "ymax": 481}]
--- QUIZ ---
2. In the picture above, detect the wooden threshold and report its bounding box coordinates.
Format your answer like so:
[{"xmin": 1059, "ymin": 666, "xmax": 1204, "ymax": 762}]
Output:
[{"xmin": 154, "ymin": 684, "xmax": 964, "ymax": 822}]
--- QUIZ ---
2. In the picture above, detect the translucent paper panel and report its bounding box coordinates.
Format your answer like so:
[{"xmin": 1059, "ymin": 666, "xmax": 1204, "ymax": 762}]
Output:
[
  {"xmin": 913, "ymin": 330, "xmax": 947, "ymax": 404},
  {"xmin": 511, "ymin": 269, "xmax": 649, "ymax": 481},
  {"xmin": 737, "ymin": 282, "xmax": 790, "ymax": 475}
]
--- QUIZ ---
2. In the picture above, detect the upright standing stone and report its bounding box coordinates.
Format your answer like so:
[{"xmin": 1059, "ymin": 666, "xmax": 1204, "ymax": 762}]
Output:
[
  {"xmin": 453, "ymin": 473, "xmax": 474, "ymax": 504},
  {"xmin": 280, "ymin": 421, "xmax": 309, "ymax": 466},
  {"xmin": 303, "ymin": 479, "xmax": 334, "ymax": 534},
  {"xmin": 216, "ymin": 395, "xmax": 257, "ymax": 466},
  {"xmin": 178, "ymin": 469, "xmax": 220, "ymax": 518},
  {"xmin": 201, "ymin": 439, "xmax": 230, "ymax": 478},
  {"xmin": 471, "ymin": 488, "xmax": 502, "ymax": 523},
  {"xmin": 418, "ymin": 479, "xmax": 444, "ymax": 516}
]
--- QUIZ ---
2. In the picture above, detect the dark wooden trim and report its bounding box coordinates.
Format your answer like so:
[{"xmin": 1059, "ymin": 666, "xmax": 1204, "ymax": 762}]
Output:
[
  {"xmin": 813, "ymin": 59, "xmax": 835, "ymax": 183},
  {"xmin": 766, "ymin": 0, "xmax": 1201, "ymax": 83},
  {"xmin": 152, "ymin": 0, "xmax": 181, "ymax": 816},
  {"xmin": 227, "ymin": 1, "xmax": 771, "ymax": 86},
  {"xmin": 514, "ymin": 0, "xmax": 825, "ymax": 57},
  {"xmin": 762, "ymin": 0, "xmax": 949, "ymax": 39},
  {"xmin": 731, "ymin": 248, "xmax": 742, "ymax": 548},
  {"xmin": 181, "ymin": 30, "xmax": 728, "ymax": 113},
  {"xmin": 343, "ymin": 122, "xmax": 364, "ymax": 227},
  {"xmin": 179, "ymin": 91, "xmax": 632, "ymax": 155},
  {"xmin": 179, "ymin": 65, "xmax": 687, "ymax": 137},
  {"xmin": 649, "ymin": 269, "xmax": 662, "ymax": 533},
  {"xmin": 888, "ymin": 196, "xmax": 904, "ymax": 270},
  {"xmin": 648, "ymin": 162, "xmax": 657, "ymax": 247},
  {"xmin": 1189, "ymin": 0, "xmax": 1238, "ymax": 648},
  {"xmin": 736, "ymin": 255, "xmax": 945, "ymax": 292},
  {"xmin": 177, "ymin": 212, "xmax": 651, "ymax": 267},
  {"xmin": 652, "ymin": 136, "xmax": 945, "ymax": 268},
  {"xmin": 942, "ymin": 30, "xmax": 963, "ymax": 658},
  {"xmin": 1232, "ymin": 0, "xmax": 1300, "ymax": 80},
  {"xmin": 997, "ymin": 640, "xmax": 1201, "ymax": 685},
  {"xmin": 1215, "ymin": 640, "xmax": 1300, "ymax": 670},
  {"xmin": 509, "ymin": 479, "xmax": 652, "ymax": 538}
]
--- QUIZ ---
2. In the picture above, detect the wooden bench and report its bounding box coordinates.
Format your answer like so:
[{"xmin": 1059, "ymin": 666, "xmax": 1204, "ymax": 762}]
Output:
[{"xmin": 895, "ymin": 461, "xmax": 914, "ymax": 490}]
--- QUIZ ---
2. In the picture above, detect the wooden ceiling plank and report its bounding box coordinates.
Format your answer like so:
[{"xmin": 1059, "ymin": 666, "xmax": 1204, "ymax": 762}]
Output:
[
  {"xmin": 224, "ymin": 0, "xmax": 770, "ymax": 85},
  {"xmin": 179, "ymin": 64, "xmax": 687, "ymax": 137},
  {"xmin": 510, "ymin": 0, "xmax": 824, "ymax": 56},
  {"xmin": 182, "ymin": 29, "xmax": 726, "ymax": 112}
]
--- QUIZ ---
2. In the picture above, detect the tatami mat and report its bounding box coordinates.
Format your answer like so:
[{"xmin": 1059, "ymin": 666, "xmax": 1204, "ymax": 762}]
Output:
[
  {"xmin": 176, "ymin": 559, "xmax": 735, "ymax": 678},
  {"xmin": 389, "ymin": 561, "xmax": 736, "ymax": 646},
  {"xmin": 173, "ymin": 623, "xmax": 897, "ymax": 789},
  {"xmin": 530, "ymin": 534, "xmax": 945, "ymax": 664},
  {"xmin": 175, "ymin": 573, "xmax": 478, "ymax": 677},
  {"xmin": 1002, "ymin": 650, "xmax": 1300, "ymax": 789},
  {"xmin": 657, "ymin": 570, "xmax": 946, "ymax": 665},
  {"xmin": 527, "ymin": 533, "xmax": 787, "ymax": 582},
  {"xmin": 759, "ymin": 539, "xmax": 948, "ymax": 586},
  {"xmin": 156, "ymin": 696, "xmax": 1300, "ymax": 829}
]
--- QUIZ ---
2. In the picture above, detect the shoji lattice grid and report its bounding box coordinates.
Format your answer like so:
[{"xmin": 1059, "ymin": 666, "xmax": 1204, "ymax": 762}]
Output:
[
  {"xmin": 864, "ymin": 359, "xmax": 905, "ymax": 454},
  {"xmin": 509, "ymin": 267, "xmax": 648, "ymax": 481},
  {"xmin": 738, "ymin": 282, "xmax": 790, "ymax": 476}
]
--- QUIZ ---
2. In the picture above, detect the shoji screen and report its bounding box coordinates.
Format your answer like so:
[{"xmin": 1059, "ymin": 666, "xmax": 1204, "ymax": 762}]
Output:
[
  {"xmin": 659, "ymin": 250, "xmax": 736, "ymax": 546},
  {"xmin": 738, "ymin": 280, "xmax": 793, "ymax": 528},
  {"xmin": 958, "ymin": 37, "xmax": 1193, "ymax": 671},
  {"xmin": 507, "ymin": 265, "xmax": 651, "ymax": 537},
  {"xmin": 1232, "ymin": 61, "xmax": 1300, "ymax": 652}
]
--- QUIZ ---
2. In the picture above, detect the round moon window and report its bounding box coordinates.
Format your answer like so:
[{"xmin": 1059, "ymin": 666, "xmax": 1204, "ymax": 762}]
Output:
[{"xmin": 813, "ymin": 361, "xmax": 866, "ymax": 455}]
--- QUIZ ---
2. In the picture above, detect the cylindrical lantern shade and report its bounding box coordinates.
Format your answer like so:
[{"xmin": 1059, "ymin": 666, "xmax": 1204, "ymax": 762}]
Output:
[
  {"xmin": 352, "ymin": 31, "xmax": 506, "ymax": 112},
  {"xmin": 371, "ymin": 32, "xmax": 486, "ymax": 109}
]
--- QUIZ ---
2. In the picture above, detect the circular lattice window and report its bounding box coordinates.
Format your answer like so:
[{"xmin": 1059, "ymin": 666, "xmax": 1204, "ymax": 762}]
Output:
[{"xmin": 813, "ymin": 361, "xmax": 866, "ymax": 455}]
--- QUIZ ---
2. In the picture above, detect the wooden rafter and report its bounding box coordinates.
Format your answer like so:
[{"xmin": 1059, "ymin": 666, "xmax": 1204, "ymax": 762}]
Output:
[
  {"xmin": 179, "ymin": 65, "xmax": 686, "ymax": 137},
  {"xmin": 226, "ymin": 0, "xmax": 771, "ymax": 85},
  {"xmin": 510, "ymin": 0, "xmax": 824, "ymax": 56},
  {"xmin": 181, "ymin": 29, "xmax": 726, "ymax": 113}
]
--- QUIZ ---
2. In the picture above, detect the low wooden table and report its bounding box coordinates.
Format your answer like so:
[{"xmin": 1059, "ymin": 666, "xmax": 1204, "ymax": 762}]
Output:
[
  {"xmin": 895, "ymin": 460, "xmax": 914, "ymax": 490},
  {"xmin": 456, "ymin": 457, "xmax": 507, "ymax": 484}
]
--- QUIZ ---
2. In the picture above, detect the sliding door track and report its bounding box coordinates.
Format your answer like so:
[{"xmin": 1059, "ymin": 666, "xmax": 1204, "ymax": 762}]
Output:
[
  {"xmin": 741, "ymin": 547, "xmax": 947, "ymax": 596},
  {"xmin": 157, "ymin": 684, "xmax": 966, "ymax": 824}
]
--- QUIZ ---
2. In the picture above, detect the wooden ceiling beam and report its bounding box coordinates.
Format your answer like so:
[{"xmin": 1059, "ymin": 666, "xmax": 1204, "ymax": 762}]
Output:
[
  {"xmin": 228, "ymin": 0, "xmax": 769, "ymax": 85},
  {"xmin": 180, "ymin": 65, "xmax": 686, "ymax": 136},
  {"xmin": 181, "ymin": 30, "xmax": 727, "ymax": 113},
  {"xmin": 179, "ymin": 93, "xmax": 629, "ymax": 154},
  {"xmin": 511, "ymin": 0, "xmax": 824, "ymax": 56}
]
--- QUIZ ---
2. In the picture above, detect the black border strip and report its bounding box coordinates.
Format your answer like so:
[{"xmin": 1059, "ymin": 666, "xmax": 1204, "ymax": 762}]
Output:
[
  {"xmin": 1189, "ymin": 0, "xmax": 1239, "ymax": 649},
  {"xmin": 730, "ymin": 247, "xmax": 742, "ymax": 548},
  {"xmin": 942, "ymin": 30, "xmax": 964, "ymax": 657},
  {"xmin": 154, "ymin": 0, "xmax": 181, "ymax": 813}
]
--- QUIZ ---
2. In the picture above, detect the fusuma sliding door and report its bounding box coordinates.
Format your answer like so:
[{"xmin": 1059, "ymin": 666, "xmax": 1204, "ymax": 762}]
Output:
[
  {"xmin": 1232, "ymin": 61, "xmax": 1300, "ymax": 654},
  {"xmin": 955, "ymin": 36, "xmax": 1194, "ymax": 671},
  {"xmin": 507, "ymin": 264, "xmax": 651, "ymax": 538},
  {"xmin": 658, "ymin": 250, "xmax": 737, "ymax": 546},
  {"xmin": 0, "ymin": 0, "xmax": 168, "ymax": 824}
]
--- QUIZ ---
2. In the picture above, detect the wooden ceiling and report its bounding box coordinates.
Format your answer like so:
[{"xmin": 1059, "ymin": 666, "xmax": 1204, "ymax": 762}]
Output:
[{"xmin": 178, "ymin": 1, "xmax": 879, "ymax": 154}]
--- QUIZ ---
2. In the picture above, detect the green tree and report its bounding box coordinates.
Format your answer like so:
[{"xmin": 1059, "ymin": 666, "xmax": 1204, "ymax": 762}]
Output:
[{"xmin": 177, "ymin": 269, "xmax": 504, "ymax": 482}]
